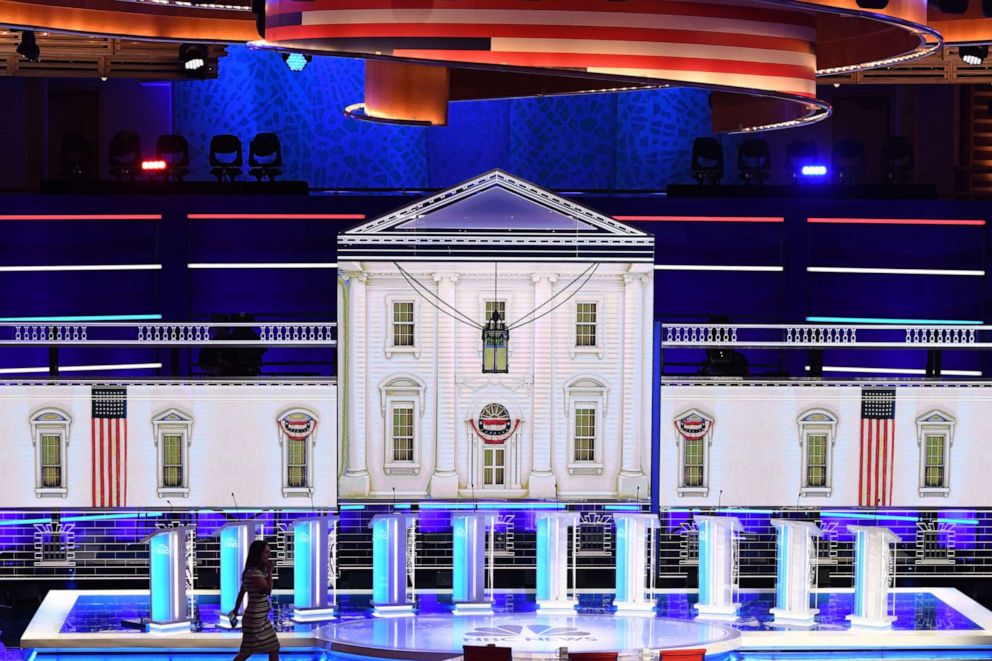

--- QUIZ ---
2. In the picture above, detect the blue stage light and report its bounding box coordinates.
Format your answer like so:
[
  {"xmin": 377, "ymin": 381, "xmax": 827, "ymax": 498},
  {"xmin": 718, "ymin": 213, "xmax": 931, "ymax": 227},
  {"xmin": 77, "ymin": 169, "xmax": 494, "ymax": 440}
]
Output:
[
  {"xmin": 283, "ymin": 52, "xmax": 312, "ymax": 72},
  {"xmin": 801, "ymin": 164, "xmax": 828, "ymax": 176}
]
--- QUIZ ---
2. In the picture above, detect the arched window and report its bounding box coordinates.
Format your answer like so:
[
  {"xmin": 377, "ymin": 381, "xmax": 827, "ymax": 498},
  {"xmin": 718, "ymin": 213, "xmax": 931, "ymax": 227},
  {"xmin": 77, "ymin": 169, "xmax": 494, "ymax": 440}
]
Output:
[
  {"xmin": 152, "ymin": 409, "xmax": 193, "ymax": 498},
  {"xmin": 916, "ymin": 410, "xmax": 955, "ymax": 497},
  {"xmin": 30, "ymin": 409, "xmax": 71, "ymax": 498},
  {"xmin": 674, "ymin": 409, "xmax": 713, "ymax": 497},
  {"xmin": 797, "ymin": 409, "xmax": 838, "ymax": 497},
  {"xmin": 379, "ymin": 375, "xmax": 425, "ymax": 475},
  {"xmin": 277, "ymin": 409, "xmax": 319, "ymax": 497}
]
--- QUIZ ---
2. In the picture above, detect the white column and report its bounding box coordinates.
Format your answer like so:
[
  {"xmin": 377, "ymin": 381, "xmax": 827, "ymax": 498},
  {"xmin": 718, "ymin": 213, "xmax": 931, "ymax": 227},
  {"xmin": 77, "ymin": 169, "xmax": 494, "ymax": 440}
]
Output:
[
  {"xmin": 340, "ymin": 271, "xmax": 370, "ymax": 496},
  {"xmin": 640, "ymin": 269, "xmax": 654, "ymax": 491},
  {"xmin": 431, "ymin": 273, "xmax": 458, "ymax": 497},
  {"xmin": 618, "ymin": 272, "xmax": 648, "ymax": 498},
  {"xmin": 529, "ymin": 273, "xmax": 557, "ymax": 498}
]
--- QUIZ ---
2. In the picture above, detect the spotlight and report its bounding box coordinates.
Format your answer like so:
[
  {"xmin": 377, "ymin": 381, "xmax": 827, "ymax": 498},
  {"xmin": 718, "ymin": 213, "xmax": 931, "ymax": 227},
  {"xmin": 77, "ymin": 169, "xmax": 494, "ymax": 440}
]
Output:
[
  {"xmin": 855, "ymin": 0, "xmax": 888, "ymax": 8},
  {"xmin": 282, "ymin": 52, "xmax": 312, "ymax": 72},
  {"xmin": 801, "ymin": 165, "xmax": 828, "ymax": 177},
  {"xmin": 179, "ymin": 43, "xmax": 207, "ymax": 73},
  {"xmin": 16, "ymin": 30, "xmax": 40, "ymax": 62},
  {"xmin": 937, "ymin": 0, "xmax": 969, "ymax": 13},
  {"xmin": 960, "ymin": 45, "xmax": 989, "ymax": 66}
]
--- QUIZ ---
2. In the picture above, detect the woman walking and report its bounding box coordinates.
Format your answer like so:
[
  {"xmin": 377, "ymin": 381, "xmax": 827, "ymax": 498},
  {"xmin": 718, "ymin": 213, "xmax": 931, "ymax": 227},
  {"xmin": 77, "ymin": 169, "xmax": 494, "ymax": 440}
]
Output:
[{"xmin": 230, "ymin": 539, "xmax": 280, "ymax": 660}]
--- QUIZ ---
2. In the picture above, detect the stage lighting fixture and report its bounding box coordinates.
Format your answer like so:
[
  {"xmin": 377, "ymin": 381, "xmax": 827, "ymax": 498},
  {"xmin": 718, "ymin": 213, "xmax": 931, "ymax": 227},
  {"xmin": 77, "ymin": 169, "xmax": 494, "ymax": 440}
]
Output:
[
  {"xmin": 938, "ymin": 0, "xmax": 969, "ymax": 13},
  {"xmin": 690, "ymin": 137, "xmax": 724, "ymax": 185},
  {"xmin": 960, "ymin": 45, "xmax": 989, "ymax": 66},
  {"xmin": 801, "ymin": 165, "xmax": 828, "ymax": 176},
  {"xmin": 179, "ymin": 43, "xmax": 207, "ymax": 72},
  {"xmin": 855, "ymin": 0, "xmax": 888, "ymax": 8},
  {"xmin": 282, "ymin": 52, "xmax": 312, "ymax": 72},
  {"xmin": 786, "ymin": 140, "xmax": 819, "ymax": 182},
  {"xmin": 737, "ymin": 138, "xmax": 770, "ymax": 185},
  {"xmin": 16, "ymin": 30, "xmax": 40, "ymax": 62}
]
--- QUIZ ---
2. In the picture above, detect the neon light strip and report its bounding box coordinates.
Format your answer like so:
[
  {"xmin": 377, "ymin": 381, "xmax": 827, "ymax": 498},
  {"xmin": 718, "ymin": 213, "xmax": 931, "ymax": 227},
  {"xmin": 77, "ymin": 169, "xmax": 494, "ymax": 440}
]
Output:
[
  {"xmin": 0, "ymin": 264, "xmax": 161, "ymax": 272},
  {"xmin": 820, "ymin": 511, "xmax": 979, "ymax": 526},
  {"xmin": 0, "ymin": 214, "xmax": 162, "ymax": 221},
  {"xmin": 808, "ymin": 267, "xmax": 984, "ymax": 276},
  {"xmin": 613, "ymin": 216, "xmax": 784, "ymax": 223},
  {"xmin": 0, "ymin": 363, "xmax": 162, "ymax": 375},
  {"xmin": 806, "ymin": 316, "xmax": 983, "ymax": 325},
  {"xmin": 417, "ymin": 502, "xmax": 566, "ymax": 510},
  {"xmin": 61, "ymin": 512, "xmax": 165, "ymax": 523},
  {"xmin": 188, "ymin": 263, "xmax": 338, "ymax": 269},
  {"xmin": 654, "ymin": 265, "xmax": 783, "ymax": 272},
  {"xmin": 804, "ymin": 366, "xmax": 982, "ymax": 377},
  {"xmin": 340, "ymin": 504, "xmax": 365, "ymax": 510},
  {"xmin": 0, "ymin": 314, "xmax": 162, "ymax": 322},
  {"xmin": 187, "ymin": 213, "xmax": 365, "ymax": 220},
  {"xmin": 808, "ymin": 218, "xmax": 986, "ymax": 226},
  {"xmin": 603, "ymin": 505, "xmax": 644, "ymax": 511},
  {"xmin": 712, "ymin": 508, "xmax": 777, "ymax": 515},
  {"xmin": 0, "ymin": 517, "xmax": 52, "ymax": 526}
]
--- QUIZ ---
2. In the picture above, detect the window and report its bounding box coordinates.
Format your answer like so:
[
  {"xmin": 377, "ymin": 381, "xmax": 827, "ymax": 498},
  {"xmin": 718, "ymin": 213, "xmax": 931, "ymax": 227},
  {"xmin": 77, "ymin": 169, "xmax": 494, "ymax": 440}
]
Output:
[
  {"xmin": 30, "ymin": 409, "xmax": 71, "ymax": 498},
  {"xmin": 484, "ymin": 447, "xmax": 505, "ymax": 486},
  {"xmin": 577, "ymin": 514, "xmax": 613, "ymax": 557},
  {"xmin": 576, "ymin": 302, "xmax": 597, "ymax": 347},
  {"xmin": 385, "ymin": 298, "xmax": 420, "ymax": 358},
  {"xmin": 574, "ymin": 408, "xmax": 596, "ymax": 462},
  {"xmin": 683, "ymin": 436, "xmax": 704, "ymax": 487},
  {"xmin": 152, "ymin": 409, "xmax": 193, "ymax": 498},
  {"xmin": 797, "ymin": 409, "xmax": 837, "ymax": 497},
  {"xmin": 571, "ymin": 299, "xmax": 605, "ymax": 358},
  {"xmin": 379, "ymin": 375, "xmax": 425, "ymax": 475},
  {"xmin": 393, "ymin": 301, "xmax": 414, "ymax": 346},
  {"xmin": 485, "ymin": 300, "xmax": 506, "ymax": 324},
  {"xmin": 674, "ymin": 409, "xmax": 713, "ymax": 496},
  {"xmin": 391, "ymin": 405, "xmax": 415, "ymax": 462},
  {"xmin": 565, "ymin": 377, "xmax": 607, "ymax": 475},
  {"xmin": 34, "ymin": 521, "xmax": 74, "ymax": 567},
  {"xmin": 916, "ymin": 410, "xmax": 955, "ymax": 497},
  {"xmin": 277, "ymin": 409, "xmax": 319, "ymax": 497},
  {"xmin": 916, "ymin": 515, "xmax": 954, "ymax": 565}
]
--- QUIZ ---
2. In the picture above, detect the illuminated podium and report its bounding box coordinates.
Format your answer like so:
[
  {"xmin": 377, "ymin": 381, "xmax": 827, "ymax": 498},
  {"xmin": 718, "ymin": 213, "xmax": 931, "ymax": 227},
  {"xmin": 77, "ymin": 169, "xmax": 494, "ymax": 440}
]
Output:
[
  {"xmin": 535, "ymin": 511, "xmax": 581, "ymax": 613},
  {"xmin": 846, "ymin": 525, "xmax": 899, "ymax": 628},
  {"xmin": 292, "ymin": 515, "xmax": 340, "ymax": 622},
  {"xmin": 143, "ymin": 526, "xmax": 193, "ymax": 634},
  {"xmin": 612, "ymin": 513, "xmax": 660, "ymax": 615},
  {"xmin": 693, "ymin": 515, "xmax": 741, "ymax": 620},
  {"xmin": 769, "ymin": 519, "xmax": 821, "ymax": 625},
  {"xmin": 370, "ymin": 513, "xmax": 418, "ymax": 618},
  {"xmin": 213, "ymin": 519, "xmax": 261, "ymax": 628},
  {"xmin": 451, "ymin": 512, "xmax": 496, "ymax": 615}
]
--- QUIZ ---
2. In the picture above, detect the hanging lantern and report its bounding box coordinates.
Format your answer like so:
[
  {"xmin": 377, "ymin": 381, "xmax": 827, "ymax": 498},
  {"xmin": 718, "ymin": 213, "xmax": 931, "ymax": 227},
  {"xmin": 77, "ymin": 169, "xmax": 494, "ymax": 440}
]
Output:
[{"xmin": 482, "ymin": 309, "xmax": 509, "ymax": 373}]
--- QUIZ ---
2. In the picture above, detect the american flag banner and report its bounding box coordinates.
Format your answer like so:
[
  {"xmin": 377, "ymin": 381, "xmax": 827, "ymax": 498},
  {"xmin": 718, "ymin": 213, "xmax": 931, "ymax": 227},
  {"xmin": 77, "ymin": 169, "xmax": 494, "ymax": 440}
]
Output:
[
  {"xmin": 859, "ymin": 388, "xmax": 896, "ymax": 507},
  {"xmin": 92, "ymin": 387, "xmax": 127, "ymax": 507}
]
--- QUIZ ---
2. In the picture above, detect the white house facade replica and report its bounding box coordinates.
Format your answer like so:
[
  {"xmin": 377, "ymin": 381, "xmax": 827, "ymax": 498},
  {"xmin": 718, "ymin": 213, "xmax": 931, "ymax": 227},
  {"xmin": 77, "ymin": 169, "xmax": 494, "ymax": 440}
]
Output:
[{"xmin": 337, "ymin": 170, "xmax": 655, "ymax": 500}]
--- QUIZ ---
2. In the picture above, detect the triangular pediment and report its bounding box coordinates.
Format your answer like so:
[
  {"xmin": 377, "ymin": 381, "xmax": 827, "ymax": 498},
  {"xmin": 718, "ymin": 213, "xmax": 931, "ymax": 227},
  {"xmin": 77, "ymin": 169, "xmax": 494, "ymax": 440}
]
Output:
[{"xmin": 346, "ymin": 170, "xmax": 645, "ymax": 237}]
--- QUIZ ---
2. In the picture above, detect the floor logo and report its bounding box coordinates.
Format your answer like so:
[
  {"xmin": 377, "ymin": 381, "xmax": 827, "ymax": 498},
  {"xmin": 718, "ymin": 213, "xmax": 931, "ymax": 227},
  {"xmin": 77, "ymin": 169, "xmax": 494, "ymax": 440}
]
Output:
[{"xmin": 464, "ymin": 624, "xmax": 596, "ymax": 643}]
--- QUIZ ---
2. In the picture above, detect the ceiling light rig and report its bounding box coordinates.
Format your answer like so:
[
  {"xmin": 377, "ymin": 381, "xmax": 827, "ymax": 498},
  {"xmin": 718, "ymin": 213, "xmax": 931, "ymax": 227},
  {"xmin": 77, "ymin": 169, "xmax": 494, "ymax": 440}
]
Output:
[
  {"xmin": 394, "ymin": 262, "xmax": 599, "ymax": 374},
  {"xmin": 282, "ymin": 52, "xmax": 312, "ymax": 72},
  {"xmin": 960, "ymin": 45, "xmax": 990, "ymax": 66}
]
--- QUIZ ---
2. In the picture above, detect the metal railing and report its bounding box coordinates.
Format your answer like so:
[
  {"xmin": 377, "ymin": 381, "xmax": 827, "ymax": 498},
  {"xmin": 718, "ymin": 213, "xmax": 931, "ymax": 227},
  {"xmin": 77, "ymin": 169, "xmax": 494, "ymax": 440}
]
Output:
[
  {"xmin": 0, "ymin": 322, "xmax": 336, "ymax": 347},
  {"xmin": 662, "ymin": 323, "xmax": 985, "ymax": 350}
]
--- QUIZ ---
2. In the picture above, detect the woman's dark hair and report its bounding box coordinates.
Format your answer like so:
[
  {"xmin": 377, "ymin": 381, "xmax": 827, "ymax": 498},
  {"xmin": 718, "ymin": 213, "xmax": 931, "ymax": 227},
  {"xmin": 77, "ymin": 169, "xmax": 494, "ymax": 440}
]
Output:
[{"xmin": 243, "ymin": 539, "xmax": 269, "ymax": 572}]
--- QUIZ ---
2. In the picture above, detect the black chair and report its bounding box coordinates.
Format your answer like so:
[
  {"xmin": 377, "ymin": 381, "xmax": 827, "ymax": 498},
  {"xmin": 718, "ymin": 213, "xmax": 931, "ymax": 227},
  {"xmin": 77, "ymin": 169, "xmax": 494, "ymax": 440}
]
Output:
[
  {"xmin": 59, "ymin": 132, "xmax": 93, "ymax": 179},
  {"xmin": 881, "ymin": 136, "xmax": 913, "ymax": 184},
  {"xmin": 108, "ymin": 130, "xmax": 142, "ymax": 181},
  {"xmin": 832, "ymin": 138, "xmax": 865, "ymax": 184},
  {"xmin": 156, "ymin": 134, "xmax": 191, "ymax": 181},
  {"xmin": 691, "ymin": 137, "xmax": 723, "ymax": 185},
  {"xmin": 209, "ymin": 134, "xmax": 243, "ymax": 181},
  {"xmin": 786, "ymin": 140, "xmax": 819, "ymax": 182},
  {"xmin": 249, "ymin": 132, "xmax": 282, "ymax": 181},
  {"xmin": 463, "ymin": 644, "xmax": 513, "ymax": 661},
  {"xmin": 737, "ymin": 138, "xmax": 770, "ymax": 184}
]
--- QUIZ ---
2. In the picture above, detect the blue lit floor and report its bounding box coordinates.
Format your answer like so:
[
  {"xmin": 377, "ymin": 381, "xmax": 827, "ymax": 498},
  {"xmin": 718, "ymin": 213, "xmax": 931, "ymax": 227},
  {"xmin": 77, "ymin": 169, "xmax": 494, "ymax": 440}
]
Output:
[{"xmin": 18, "ymin": 588, "xmax": 992, "ymax": 660}]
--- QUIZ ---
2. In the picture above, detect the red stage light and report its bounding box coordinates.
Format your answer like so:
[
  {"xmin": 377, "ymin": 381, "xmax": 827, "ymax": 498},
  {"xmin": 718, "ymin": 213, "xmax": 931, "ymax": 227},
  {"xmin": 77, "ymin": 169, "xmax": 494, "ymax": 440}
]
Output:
[{"xmin": 141, "ymin": 160, "xmax": 168, "ymax": 171}]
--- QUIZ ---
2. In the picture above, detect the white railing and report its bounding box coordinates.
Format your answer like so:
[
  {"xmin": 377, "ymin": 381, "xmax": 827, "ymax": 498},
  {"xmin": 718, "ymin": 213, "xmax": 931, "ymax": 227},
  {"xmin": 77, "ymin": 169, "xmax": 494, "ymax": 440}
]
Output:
[
  {"xmin": 0, "ymin": 322, "xmax": 336, "ymax": 346},
  {"xmin": 662, "ymin": 323, "xmax": 983, "ymax": 349}
]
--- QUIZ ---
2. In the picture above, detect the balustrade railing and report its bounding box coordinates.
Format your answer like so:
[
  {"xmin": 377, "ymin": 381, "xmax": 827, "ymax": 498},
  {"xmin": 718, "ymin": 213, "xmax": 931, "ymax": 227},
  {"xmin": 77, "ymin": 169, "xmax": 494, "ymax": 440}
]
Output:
[{"xmin": 0, "ymin": 322, "xmax": 336, "ymax": 347}]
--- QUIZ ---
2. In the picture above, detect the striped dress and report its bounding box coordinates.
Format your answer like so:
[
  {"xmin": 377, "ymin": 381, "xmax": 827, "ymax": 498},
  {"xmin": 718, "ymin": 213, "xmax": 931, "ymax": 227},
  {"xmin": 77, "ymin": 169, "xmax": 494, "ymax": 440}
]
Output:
[{"xmin": 239, "ymin": 567, "xmax": 280, "ymax": 654}]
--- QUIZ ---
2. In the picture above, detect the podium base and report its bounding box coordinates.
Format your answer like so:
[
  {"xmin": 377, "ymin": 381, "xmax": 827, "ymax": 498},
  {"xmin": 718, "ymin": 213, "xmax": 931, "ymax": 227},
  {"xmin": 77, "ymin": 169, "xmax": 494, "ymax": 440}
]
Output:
[
  {"xmin": 373, "ymin": 603, "xmax": 416, "ymax": 618},
  {"xmin": 148, "ymin": 621, "xmax": 192, "ymax": 635},
  {"xmin": 846, "ymin": 614, "xmax": 896, "ymax": 628},
  {"xmin": 293, "ymin": 606, "xmax": 338, "ymax": 622},
  {"xmin": 452, "ymin": 601, "xmax": 494, "ymax": 616},
  {"xmin": 614, "ymin": 600, "xmax": 657, "ymax": 616},
  {"xmin": 694, "ymin": 603, "xmax": 740, "ymax": 621},
  {"xmin": 770, "ymin": 607, "xmax": 818, "ymax": 625},
  {"xmin": 536, "ymin": 599, "xmax": 578, "ymax": 614}
]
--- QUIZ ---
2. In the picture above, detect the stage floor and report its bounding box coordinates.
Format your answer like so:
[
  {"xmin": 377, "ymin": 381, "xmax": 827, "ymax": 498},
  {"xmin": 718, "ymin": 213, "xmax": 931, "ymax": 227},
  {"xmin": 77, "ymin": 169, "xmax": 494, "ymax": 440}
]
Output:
[{"xmin": 20, "ymin": 587, "xmax": 992, "ymax": 658}]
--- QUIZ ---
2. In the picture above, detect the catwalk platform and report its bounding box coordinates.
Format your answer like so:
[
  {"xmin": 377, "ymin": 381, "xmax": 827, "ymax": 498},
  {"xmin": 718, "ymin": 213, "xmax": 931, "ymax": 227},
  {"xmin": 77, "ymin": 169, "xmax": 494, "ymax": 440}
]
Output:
[{"xmin": 21, "ymin": 587, "xmax": 992, "ymax": 658}]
